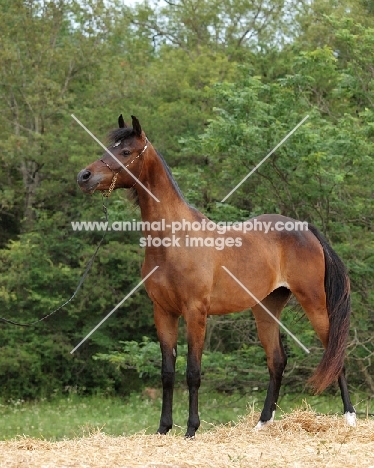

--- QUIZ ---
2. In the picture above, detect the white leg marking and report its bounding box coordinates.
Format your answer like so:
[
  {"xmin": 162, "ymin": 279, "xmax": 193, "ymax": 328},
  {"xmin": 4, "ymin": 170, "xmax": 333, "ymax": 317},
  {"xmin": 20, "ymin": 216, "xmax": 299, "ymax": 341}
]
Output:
[
  {"xmin": 345, "ymin": 411, "xmax": 357, "ymax": 427},
  {"xmin": 254, "ymin": 410, "xmax": 275, "ymax": 431}
]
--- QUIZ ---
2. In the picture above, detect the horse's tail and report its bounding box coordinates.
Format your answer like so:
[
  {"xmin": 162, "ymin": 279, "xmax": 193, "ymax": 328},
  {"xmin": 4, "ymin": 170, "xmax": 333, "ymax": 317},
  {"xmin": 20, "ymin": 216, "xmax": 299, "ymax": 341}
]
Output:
[{"xmin": 307, "ymin": 224, "xmax": 351, "ymax": 394}]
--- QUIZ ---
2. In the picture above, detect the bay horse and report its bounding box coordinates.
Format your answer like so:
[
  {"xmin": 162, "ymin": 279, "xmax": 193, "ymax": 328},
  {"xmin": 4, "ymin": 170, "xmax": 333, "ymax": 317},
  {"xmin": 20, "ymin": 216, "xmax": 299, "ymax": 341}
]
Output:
[{"xmin": 77, "ymin": 114, "xmax": 356, "ymax": 436}]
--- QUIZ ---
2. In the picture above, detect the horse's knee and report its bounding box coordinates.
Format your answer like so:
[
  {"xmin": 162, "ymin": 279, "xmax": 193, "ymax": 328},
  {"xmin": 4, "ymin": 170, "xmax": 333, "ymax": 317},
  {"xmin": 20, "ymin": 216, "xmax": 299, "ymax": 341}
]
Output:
[
  {"xmin": 162, "ymin": 370, "xmax": 175, "ymax": 388},
  {"xmin": 187, "ymin": 368, "xmax": 201, "ymax": 389}
]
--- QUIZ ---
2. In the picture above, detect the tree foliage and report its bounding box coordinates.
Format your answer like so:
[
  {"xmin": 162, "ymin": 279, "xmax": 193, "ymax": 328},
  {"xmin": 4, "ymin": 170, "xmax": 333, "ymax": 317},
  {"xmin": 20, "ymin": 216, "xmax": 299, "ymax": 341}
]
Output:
[{"xmin": 0, "ymin": 0, "xmax": 373, "ymax": 399}]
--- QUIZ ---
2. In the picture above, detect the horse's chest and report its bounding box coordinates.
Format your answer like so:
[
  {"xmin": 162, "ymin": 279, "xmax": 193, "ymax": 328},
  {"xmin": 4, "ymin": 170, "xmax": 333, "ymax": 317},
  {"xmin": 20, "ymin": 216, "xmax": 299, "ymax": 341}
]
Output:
[{"xmin": 145, "ymin": 268, "xmax": 212, "ymax": 314}]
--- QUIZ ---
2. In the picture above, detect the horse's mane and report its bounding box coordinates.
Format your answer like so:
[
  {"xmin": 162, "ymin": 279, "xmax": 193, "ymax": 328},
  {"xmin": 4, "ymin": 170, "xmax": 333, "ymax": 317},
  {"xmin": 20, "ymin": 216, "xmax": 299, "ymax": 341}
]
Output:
[
  {"xmin": 129, "ymin": 150, "xmax": 186, "ymax": 206},
  {"xmin": 108, "ymin": 126, "xmax": 185, "ymax": 206},
  {"xmin": 156, "ymin": 150, "xmax": 185, "ymax": 198},
  {"xmin": 108, "ymin": 127, "xmax": 135, "ymax": 143}
]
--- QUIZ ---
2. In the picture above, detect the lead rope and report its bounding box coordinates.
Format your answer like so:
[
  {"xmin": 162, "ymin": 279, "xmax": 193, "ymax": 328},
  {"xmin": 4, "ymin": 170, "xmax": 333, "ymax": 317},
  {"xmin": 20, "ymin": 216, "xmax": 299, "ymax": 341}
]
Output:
[
  {"xmin": 103, "ymin": 173, "xmax": 118, "ymax": 198},
  {"xmin": 0, "ymin": 195, "xmax": 110, "ymax": 327}
]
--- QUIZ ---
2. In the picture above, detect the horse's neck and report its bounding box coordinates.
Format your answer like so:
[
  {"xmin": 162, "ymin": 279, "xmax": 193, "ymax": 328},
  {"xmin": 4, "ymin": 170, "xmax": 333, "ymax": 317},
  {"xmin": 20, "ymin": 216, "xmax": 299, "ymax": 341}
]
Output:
[{"xmin": 136, "ymin": 147, "xmax": 195, "ymax": 223}]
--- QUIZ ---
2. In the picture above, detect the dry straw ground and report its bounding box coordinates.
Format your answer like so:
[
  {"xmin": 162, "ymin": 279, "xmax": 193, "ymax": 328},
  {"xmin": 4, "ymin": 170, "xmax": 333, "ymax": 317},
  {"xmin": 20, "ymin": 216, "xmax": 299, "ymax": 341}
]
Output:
[{"xmin": 1, "ymin": 408, "xmax": 374, "ymax": 468}]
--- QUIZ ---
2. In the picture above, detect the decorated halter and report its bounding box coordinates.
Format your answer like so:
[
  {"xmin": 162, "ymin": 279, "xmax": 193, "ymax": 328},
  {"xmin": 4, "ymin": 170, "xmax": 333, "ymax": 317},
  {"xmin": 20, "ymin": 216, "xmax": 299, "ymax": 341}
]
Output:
[{"xmin": 101, "ymin": 138, "xmax": 148, "ymax": 197}]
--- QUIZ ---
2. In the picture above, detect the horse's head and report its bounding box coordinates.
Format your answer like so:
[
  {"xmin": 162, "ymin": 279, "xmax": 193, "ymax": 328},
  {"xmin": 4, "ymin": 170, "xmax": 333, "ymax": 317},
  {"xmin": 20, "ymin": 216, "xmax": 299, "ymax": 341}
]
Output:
[{"xmin": 77, "ymin": 115, "xmax": 147, "ymax": 194}]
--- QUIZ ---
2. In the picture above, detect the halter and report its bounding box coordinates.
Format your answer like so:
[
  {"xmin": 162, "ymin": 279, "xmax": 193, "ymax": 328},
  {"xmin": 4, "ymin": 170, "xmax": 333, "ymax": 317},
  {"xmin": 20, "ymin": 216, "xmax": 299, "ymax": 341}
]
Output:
[{"xmin": 101, "ymin": 138, "xmax": 148, "ymax": 197}]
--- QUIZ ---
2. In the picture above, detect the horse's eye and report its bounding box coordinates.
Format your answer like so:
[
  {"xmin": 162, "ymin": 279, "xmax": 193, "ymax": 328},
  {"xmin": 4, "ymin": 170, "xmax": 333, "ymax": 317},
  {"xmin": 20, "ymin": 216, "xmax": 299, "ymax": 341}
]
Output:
[{"xmin": 122, "ymin": 150, "xmax": 131, "ymax": 156}]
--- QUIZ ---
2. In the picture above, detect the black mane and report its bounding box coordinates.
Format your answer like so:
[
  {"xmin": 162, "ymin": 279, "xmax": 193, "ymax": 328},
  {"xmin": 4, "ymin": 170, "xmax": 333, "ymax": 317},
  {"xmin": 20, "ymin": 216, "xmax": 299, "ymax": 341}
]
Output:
[
  {"xmin": 108, "ymin": 127, "xmax": 135, "ymax": 143},
  {"xmin": 156, "ymin": 150, "xmax": 185, "ymax": 199},
  {"xmin": 128, "ymin": 149, "xmax": 186, "ymax": 206},
  {"xmin": 107, "ymin": 125, "xmax": 186, "ymax": 206}
]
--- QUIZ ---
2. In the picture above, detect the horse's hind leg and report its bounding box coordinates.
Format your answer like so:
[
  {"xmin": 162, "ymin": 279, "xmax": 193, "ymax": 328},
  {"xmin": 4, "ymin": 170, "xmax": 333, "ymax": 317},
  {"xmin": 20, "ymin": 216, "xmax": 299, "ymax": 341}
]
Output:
[
  {"xmin": 339, "ymin": 368, "xmax": 356, "ymax": 426},
  {"xmin": 252, "ymin": 287, "xmax": 292, "ymax": 429},
  {"xmin": 292, "ymin": 284, "xmax": 356, "ymax": 426}
]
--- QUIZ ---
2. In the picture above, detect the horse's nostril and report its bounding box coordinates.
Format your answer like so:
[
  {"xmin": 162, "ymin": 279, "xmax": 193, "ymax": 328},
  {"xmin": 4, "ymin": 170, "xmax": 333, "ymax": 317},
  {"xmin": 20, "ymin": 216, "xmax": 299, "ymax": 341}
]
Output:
[
  {"xmin": 82, "ymin": 170, "xmax": 91, "ymax": 181},
  {"xmin": 78, "ymin": 169, "xmax": 92, "ymax": 185}
]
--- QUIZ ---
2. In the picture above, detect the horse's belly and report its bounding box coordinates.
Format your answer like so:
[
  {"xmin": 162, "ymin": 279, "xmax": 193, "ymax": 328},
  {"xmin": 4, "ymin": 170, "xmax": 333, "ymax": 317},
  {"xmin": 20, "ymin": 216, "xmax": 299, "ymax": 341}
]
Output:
[{"xmin": 208, "ymin": 275, "xmax": 274, "ymax": 315}]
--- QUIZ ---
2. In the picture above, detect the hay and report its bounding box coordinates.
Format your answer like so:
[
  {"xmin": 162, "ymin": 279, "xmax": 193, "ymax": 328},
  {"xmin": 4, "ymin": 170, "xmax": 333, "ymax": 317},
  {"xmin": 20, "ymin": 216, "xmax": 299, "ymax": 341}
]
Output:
[{"xmin": 1, "ymin": 408, "xmax": 374, "ymax": 468}]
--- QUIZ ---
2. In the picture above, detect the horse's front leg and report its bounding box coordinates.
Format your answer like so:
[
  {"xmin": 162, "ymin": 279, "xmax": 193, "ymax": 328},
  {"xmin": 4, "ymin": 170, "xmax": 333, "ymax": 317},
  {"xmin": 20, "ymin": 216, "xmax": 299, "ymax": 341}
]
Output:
[
  {"xmin": 185, "ymin": 306, "xmax": 207, "ymax": 438},
  {"xmin": 154, "ymin": 305, "xmax": 179, "ymax": 435}
]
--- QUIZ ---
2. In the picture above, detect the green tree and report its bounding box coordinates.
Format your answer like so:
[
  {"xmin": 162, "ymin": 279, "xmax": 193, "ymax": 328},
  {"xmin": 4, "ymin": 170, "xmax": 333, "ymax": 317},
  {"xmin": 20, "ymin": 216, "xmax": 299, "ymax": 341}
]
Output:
[
  {"xmin": 0, "ymin": 0, "xmax": 157, "ymax": 399},
  {"xmin": 182, "ymin": 16, "xmax": 374, "ymax": 389}
]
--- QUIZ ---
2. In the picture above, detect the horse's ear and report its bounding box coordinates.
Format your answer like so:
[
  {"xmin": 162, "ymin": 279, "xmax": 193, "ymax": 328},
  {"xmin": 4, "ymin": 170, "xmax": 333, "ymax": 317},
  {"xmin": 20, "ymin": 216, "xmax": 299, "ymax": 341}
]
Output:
[
  {"xmin": 131, "ymin": 115, "xmax": 142, "ymax": 137},
  {"xmin": 118, "ymin": 114, "xmax": 127, "ymax": 128}
]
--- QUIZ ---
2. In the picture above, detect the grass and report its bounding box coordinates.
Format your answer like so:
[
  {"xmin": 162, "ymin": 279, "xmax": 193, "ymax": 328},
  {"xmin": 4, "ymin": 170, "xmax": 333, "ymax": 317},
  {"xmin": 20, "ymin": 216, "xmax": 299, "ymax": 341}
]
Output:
[
  {"xmin": 3, "ymin": 409, "xmax": 374, "ymax": 468},
  {"xmin": 0, "ymin": 387, "xmax": 371, "ymax": 441}
]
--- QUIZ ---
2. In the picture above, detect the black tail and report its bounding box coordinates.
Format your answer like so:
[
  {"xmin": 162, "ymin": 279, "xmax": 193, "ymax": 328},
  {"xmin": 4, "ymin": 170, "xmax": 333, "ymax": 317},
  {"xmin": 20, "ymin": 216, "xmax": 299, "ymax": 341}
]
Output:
[{"xmin": 308, "ymin": 225, "xmax": 351, "ymax": 393}]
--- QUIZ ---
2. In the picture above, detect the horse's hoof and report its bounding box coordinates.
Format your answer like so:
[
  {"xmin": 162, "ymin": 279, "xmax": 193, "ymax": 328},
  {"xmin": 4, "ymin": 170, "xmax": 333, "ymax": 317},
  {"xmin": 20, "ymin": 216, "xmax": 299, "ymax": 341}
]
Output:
[
  {"xmin": 253, "ymin": 410, "xmax": 275, "ymax": 431},
  {"xmin": 253, "ymin": 419, "xmax": 274, "ymax": 431},
  {"xmin": 345, "ymin": 412, "xmax": 357, "ymax": 427},
  {"xmin": 156, "ymin": 425, "xmax": 171, "ymax": 435}
]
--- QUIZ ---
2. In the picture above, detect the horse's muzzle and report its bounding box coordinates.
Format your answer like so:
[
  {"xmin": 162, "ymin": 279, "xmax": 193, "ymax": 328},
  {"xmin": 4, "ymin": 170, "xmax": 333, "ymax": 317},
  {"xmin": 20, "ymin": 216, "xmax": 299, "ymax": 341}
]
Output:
[{"xmin": 77, "ymin": 169, "xmax": 98, "ymax": 193}]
